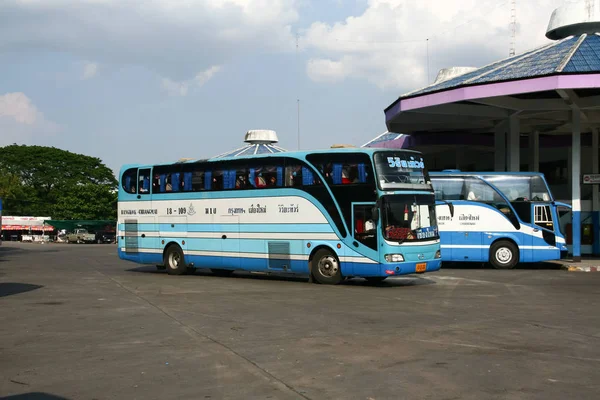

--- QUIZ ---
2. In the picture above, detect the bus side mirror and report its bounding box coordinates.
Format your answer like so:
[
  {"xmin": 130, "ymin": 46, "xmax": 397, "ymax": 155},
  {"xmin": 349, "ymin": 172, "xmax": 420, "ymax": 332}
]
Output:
[
  {"xmin": 371, "ymin": 206, "xmax": 379, "ymax": 222},
  {"xmin": 448, "ymin": 203, "xmax": 454, "ymax": 218}
]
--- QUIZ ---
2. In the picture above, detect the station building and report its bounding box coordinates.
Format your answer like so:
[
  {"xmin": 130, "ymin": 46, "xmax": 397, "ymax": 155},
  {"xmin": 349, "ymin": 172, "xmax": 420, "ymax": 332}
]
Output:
[{"xmin": 365, "ymin": 3, "xmax": 600, "ymax": 259}]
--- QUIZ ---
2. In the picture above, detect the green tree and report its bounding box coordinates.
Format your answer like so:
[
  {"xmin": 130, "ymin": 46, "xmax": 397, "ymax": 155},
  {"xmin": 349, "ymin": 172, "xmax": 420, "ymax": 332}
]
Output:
[
  {"xmin": 52, "ymin": 184, "xmax": 117, "ymax": 220},
  {"xmin": 0, "ymin": 145, "xmax": 117, "ymax": 218}
]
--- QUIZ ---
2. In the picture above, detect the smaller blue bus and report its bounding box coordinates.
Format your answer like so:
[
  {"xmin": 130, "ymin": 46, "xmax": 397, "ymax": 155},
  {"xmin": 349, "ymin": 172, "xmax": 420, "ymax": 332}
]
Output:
[{"xmin": 430, "ymin": 171, "xmax": 569, "ymax": 269}]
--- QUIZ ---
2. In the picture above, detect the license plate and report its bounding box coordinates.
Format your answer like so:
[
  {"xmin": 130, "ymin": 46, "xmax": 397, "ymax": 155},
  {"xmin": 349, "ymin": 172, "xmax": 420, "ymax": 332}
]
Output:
[{"xmin": 415, "ymin": 263, "xmax": 427, "ymax": 273}]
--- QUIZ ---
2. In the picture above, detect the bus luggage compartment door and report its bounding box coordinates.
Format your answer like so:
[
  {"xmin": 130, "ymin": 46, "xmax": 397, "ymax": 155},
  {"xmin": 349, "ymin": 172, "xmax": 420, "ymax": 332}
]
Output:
[
  {"xmin": 452, "ymin": 231, "xmax": 483, "ymax": 261},
  {"xmin": 220, "ymin": 215, "xmax": 240, "ymax": 269}
]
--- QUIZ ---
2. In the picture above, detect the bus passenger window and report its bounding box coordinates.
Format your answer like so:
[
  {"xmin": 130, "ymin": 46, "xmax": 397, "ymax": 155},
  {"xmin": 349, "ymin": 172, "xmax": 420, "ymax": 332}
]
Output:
[
  {"xmin": 122, "ymin": 168, "xmax": 138, "ymax": 194},
  {"xmin": 191, "ymin": 170, "xmax": 204, "ymax": 191},
  {"xmin": 212, "ymin": 171, "xmax": 223, "ymax": 190},
  {"xmin": 138, "ymin": 169, "xmax": 151, "ymax": 194}
]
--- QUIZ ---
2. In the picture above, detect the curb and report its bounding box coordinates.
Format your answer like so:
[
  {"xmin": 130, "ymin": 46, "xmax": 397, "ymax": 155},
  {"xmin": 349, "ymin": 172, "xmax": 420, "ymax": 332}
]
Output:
[{"xmin": 561, "ymin": 265, "xmax": 600, "ymax": 272}]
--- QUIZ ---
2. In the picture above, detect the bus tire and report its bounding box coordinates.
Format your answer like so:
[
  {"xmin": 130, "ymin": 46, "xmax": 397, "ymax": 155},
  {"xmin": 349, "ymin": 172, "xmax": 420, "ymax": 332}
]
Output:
[
  {"xmin": 311, "ymin": 248, "xmax": 343, "ymax": 285},
  {"xmin": 490, "ymin": 240, "xmax": 518, "ymax": 269},
  {"xmin": 164, "ymin": 245, "xmax": 187, "ymax": 275},
  {"xmin": 211, "ymin": 269, "xmax": 234, "ymax": 277}
]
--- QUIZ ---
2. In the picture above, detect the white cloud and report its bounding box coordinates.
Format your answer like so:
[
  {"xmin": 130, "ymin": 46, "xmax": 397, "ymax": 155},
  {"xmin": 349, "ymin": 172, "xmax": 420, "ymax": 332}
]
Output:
[
  {"xmin": 0, "ymin": 92, "xmax": 60, "ymax": 145},
  {"xmin": 1, "ymin": 0, "xmax": 299, "ymax": 84},
  {"xmin": 301, "ymin": 0, "xmax": 566, "ymax": 91},
  {"xmin": 0, "ymin": 92, "xmax": 39, "ymax": 124},
  {"xmin": 161, "ymin": 65, "xmax": 222, "ymax": 96},
  {"xmin": 82, "ymin": 61, "xmax": 98, "ymax": 79}
]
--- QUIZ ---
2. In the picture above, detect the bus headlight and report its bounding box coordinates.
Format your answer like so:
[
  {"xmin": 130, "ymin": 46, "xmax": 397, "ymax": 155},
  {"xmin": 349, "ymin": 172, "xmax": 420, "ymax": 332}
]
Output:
[
  {"xmin": 385, "ymin": 254, "xmax": 404, "ymax": 262},
  {"xmin": 435, "ymin": 250, "xmax": 441, "ymax": 259}
]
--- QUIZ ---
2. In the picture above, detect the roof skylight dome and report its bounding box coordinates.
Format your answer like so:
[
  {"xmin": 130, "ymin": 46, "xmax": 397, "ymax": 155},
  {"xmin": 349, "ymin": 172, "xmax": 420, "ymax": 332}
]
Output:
[
  {"xmin": 211, "ymin": 129, "xmax": 287, "ymax": 159},
  {"xmin": 546, "ymin": 1, "xmax": 600, "ymax": 40}
]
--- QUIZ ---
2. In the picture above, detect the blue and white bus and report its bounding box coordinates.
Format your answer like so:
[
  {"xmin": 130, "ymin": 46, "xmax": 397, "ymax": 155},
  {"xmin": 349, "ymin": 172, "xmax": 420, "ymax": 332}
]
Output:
[
  {"xmin": 117, "ymin": 148, "xmax": 445, "ymax": 284},
  {"xmin": 430, "ymin": 171, "xmax": 569, "ymax": 269}
]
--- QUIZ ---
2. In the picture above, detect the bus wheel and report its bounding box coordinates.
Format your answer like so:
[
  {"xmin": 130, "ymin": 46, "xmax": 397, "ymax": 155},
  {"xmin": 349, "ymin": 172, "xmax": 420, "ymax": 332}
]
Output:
[
  {"xmin": 164, "ymin": 245, "xmax": 187, "ymax": 275},
  {"xmin": 311, "ymin": 249, "xmax": 342, "ymax": 285},
  {"xmin": 490, "ymin": 240, "xmax": 518, "ymax": 269},
  {"xmin": 211, "ymin": 269, "xmax": 233, "ymax": 277},
  {"xmin": 365, "ymin": 277, "xmax": 387, "ymax": 284}
]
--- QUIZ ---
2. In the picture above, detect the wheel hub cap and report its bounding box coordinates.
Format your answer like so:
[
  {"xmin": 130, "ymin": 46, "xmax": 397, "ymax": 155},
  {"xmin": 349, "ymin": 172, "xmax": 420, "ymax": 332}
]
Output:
[
  {"xmin": 318, "ymin": 256, "xmax": 339, "ymax": 277},
  {"xmin": 496, "ymin": 247, "xmax": 512, "ymax": 264}
]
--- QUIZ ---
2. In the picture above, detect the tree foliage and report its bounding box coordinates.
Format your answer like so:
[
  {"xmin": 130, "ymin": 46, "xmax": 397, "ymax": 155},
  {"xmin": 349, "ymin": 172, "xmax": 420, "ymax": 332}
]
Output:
[{"xmin": 0, "ymin": 145, "xmax": 117, "ymax": 219}]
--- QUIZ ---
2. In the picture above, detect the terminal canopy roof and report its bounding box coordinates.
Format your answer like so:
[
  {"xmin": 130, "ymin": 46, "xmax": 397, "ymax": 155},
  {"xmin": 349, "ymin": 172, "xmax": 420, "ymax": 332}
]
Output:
[{"xmin": 384, "ymin": 34, "xmax": 600, "ymax": 136}]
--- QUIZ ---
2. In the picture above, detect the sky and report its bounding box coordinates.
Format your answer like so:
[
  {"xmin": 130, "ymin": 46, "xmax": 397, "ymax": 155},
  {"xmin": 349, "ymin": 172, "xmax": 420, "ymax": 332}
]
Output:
[{"xmin": 0, "ymin": 0, "xmax": 575, "ymax": 176}]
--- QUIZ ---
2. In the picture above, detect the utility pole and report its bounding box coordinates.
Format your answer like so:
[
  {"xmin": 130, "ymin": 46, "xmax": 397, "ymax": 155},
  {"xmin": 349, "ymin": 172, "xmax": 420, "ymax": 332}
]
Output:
[
  {"xmin": 296, "ymin": 33, "xmax": 300, "ymax": 150},
  {"xmin": 426, "ymin": 38, "xmax": 430, "ymax": 85},
  {"xmin": 509, "ymin": 0, "xmax": 516, "ymax": 57}
]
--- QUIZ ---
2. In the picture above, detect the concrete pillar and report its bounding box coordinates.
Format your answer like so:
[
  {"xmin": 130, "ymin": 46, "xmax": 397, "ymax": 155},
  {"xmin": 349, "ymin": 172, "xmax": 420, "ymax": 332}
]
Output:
[
  {"xmin": 507, "ymin": 114, "xmax": 520, "ymax": 171},
  {"xmin": 572, "ymin": 109, "xmax": 582, "ymax": 262},
  {"xmin": 593, "ymin": 128, "xmax": 600, "ymax": 255},
  {"xmin": 529, "ymin": 130, "xmax": 540, "ymax": 172},
  {"xmin": 494, "ymin": 121, "xmax": 506, "ymax": 172}
]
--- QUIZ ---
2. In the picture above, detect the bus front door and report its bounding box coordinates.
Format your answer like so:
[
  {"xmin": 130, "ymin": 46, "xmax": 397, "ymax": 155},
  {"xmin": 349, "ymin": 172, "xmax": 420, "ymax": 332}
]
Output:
[
  {"xmin": 352, "ymin": 203, "xmax": 379, "ymax": 261},
  {"xmin": 531, "ymin": 203, "xmax": 560, "ymax": 262}
]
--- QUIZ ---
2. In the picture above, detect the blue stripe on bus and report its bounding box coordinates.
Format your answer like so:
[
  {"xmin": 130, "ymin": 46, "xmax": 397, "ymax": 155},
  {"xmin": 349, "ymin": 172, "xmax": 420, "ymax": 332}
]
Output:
[{"xmin": 117, "ymin": 249, "xmax": 442, "ymax": 277}]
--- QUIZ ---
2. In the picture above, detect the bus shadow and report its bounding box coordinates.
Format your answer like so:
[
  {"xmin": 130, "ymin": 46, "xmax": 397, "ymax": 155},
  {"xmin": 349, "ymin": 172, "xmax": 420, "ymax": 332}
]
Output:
[
  {"xmin": 441, "ymin": 261, "xmax": 563, "ymax": 270},
  {"xmin": 2, "ymin": 393, "xmax": 71, "ymax": 400},
  {"xmin": 343, "ymin": 276, "xmax": 436, "ymax": 287},
  {"xmin": 126, "ymin": 266, "xmax": 436, "ymax": 286},
  {"xmin": 0, "ymin": 282, "xmax": 44, "ymax": 298}
]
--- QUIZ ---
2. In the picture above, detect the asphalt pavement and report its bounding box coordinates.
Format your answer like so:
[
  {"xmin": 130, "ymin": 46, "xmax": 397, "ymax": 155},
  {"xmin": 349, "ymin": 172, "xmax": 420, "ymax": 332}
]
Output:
[{"xmin": 1, "ymin": 242, "xmax": 599, "ymax": 400}]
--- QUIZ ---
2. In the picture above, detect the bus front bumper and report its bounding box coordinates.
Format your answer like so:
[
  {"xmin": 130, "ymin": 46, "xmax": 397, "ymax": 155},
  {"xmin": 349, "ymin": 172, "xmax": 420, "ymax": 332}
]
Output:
[{"xmin": 379, "ymin": 259, "xmax": 442, "ymax": 277}]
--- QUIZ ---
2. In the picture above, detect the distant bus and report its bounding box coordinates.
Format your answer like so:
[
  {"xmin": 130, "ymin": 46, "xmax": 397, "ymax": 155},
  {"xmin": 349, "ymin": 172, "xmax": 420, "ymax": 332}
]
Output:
[
  {"xmin": 430, "ymin": 171, "xmax": 569, "ymax": 269},
  {"xmin": 116, "ymin": 149, "xmax": 446, "ymax": 284}
]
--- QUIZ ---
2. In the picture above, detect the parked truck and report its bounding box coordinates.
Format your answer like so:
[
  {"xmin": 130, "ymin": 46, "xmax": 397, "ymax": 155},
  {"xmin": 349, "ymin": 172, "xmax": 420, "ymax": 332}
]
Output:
[{"xmin": 67, "ymin": 228, "xmax": 96, "ymax": 244}]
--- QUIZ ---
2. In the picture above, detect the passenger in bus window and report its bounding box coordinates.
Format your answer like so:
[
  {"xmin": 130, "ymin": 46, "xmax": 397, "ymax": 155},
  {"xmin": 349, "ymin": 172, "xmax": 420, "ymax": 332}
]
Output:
[
  {"xmin": 256, "ymin": 173, "xmax": 267, "ymax": 187},
  {"xmin": 342, "ymin": 168, "xmax": 352, "ymax": 184},
  {"xmin": 166, "ymin": 174, "xmax": 173, "ymax": 192},
  {"xmin": 236, "ymin": 175, "xmax": 247, "ymax": 189},
  {"xmin": 268, "ymin": 176, "xmax": 276, "ymax": 186},
  {"xmin": 152, "ymin": 174, "xmax": 160, "ymax": 192}
]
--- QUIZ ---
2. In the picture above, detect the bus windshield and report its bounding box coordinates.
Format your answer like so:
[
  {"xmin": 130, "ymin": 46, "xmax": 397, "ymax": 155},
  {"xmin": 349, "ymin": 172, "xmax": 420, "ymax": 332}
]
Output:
[
  {"xmin": 381, "ymin": 194, "xmax": 438, "ymax": 243},
  {"xmin": 484, "ymin": 175, "xmax": 552, "ymax": 202},
  {"xmin": 373, "ymin": 152, "xmax": 432, "ymax": 190}
]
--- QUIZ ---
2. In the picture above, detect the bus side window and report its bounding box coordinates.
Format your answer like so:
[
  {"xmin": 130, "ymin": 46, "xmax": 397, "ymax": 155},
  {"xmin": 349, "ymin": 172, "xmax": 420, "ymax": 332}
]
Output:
[
  {"xmin": 122, "ymin": 168, "xmax": 138, "ymax": 194},
  {"xmin": 204, "ymin": 171, "xmax": 212, "ymax": 190},
  {"xmin": 171, "ymin": 172, "xmax": 181, "ymax": 192},
  {"xmin": 138, "ymin": 168, "xmax": 151, "ymax": 194},
  {"xmin": 191, "ymin": 170, "xmax": 204, "ymax": 191},
  {"xmin": 183, "ymin": 172, "xmax": 192, "ymax": 192},
  {"xmin": 302, "ymin": 167, "xmax": 314, "ymax": 186},
  {"xmin": 212, "ymin": 170, "xmax": 223, "ymax": 190}
]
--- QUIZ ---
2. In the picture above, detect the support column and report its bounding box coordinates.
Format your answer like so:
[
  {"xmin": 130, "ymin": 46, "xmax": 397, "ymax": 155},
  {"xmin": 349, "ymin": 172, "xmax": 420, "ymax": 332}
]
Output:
[
  {"xmin": 494, "ymin": 121, "xmax": 506, "ymax": 172},
  {"xmin": 529, "ymin": 130, "xmax": 540, "ymax": 172},
  {"xmin": 572, "ymin": 109, "xmax": 582, "ymax": 262},
  {"xmin": 592, "ymin": 128, "xmax": 600, "ymax": 255},
  {"xmin": 455, "ymin": 147, "xmax": 463, "ymax": 170},
  {"xmin": 507, "ymin": 114, "xmax": 520, "ymax": 171}
]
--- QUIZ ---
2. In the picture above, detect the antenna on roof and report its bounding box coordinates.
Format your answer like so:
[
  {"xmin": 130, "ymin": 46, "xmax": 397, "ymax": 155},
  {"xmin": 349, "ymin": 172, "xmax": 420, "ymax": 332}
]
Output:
[{"xmin": 509, "ymin": 0, "xmax": 517, "ymax": 57}]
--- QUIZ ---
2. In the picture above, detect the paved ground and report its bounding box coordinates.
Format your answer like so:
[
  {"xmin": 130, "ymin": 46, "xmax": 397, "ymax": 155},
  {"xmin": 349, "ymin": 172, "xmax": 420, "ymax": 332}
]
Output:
[{"xmin": 1, "ymin": 243, "xmax": 600, "ymax": 400}]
